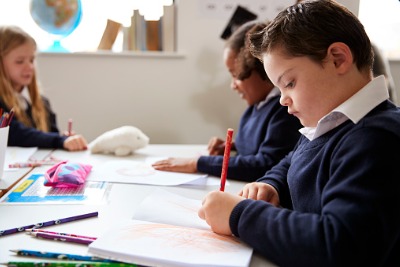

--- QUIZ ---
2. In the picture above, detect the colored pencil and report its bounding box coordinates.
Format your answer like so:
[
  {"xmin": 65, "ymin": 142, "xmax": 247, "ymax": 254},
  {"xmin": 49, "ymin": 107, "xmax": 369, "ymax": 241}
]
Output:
[
  {"xmin": 25, "ymin": 229, "xmax": 97, "ymax": 240},
  {"xmin": 0, "ymin": 108, "xmax": 14, "ymax": 127},
  {"xmin": 0, "ymin": 212, "xmax": 98, "ymax": 237},
  {"xmin": 8, "ymin": 160, "xmax": 61, "ymax": 168},
  {"xmin": 8, "ymin": 163, "xmax": 42, "ymax": 168},
  {"xmin": 0, "ymin": 262, "xmax": 140, "ymax": 267},
  {"xmin": 6, "ymin": 109, "xmax": 14, "ymax": 126},
  {"xmin": 68, "ymin": 119, "xmax": 73, "ymax": 136},
  {"xmin": 9, "ymin": 250, "xmax": 119, "ymax": 263},
  {"xmin": 220, "ymin": 128, "xmax": 233, "ymax": 191},
  {"xmin": 30, "ymin": 232, "xmax": 94, "ymax": 245}
]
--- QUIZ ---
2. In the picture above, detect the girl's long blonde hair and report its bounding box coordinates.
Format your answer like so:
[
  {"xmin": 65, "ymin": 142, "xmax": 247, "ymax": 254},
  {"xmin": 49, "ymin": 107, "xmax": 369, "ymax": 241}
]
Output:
[{"xmin": 0, "ymin": 25, "xmax": 49, "ymax": 132}]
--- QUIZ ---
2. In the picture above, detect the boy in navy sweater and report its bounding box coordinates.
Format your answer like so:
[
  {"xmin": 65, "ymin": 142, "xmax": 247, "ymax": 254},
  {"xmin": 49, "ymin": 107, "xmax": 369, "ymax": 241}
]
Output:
[
  {"xmin": 198, "ymin": 1, "xmax": 400, "ymax": 266},
  {"xmin": 152, "ymin": 21, "xmax": 301, "ymax": 182}
]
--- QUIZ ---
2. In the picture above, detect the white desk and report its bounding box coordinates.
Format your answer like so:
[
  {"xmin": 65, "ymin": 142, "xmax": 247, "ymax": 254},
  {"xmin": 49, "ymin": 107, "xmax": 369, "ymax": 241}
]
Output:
[{"xmin": 0, "ymin": 144, "xmax": 276, "ymax": 267}]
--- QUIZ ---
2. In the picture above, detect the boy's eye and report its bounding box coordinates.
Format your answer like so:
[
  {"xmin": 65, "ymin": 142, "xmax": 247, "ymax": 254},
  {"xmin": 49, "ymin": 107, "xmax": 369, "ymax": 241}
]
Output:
[{"xmin": 285, "ymin": 81, "xmax": 295, "ymax": 88}]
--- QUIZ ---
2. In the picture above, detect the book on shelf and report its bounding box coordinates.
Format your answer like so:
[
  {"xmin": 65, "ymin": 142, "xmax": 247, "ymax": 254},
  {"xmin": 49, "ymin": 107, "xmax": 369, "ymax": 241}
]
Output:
[
  {"xmin": 121, "ymin": 26, "xmax": 130, "ymax": 51},
  {"xmin": 98, "ymin": 19, "xmax": 122, "ymax": 50},
  {"xmin": 125, "ymin": 5, "xmax": 176, "ymax": 52},
  {"xmin": 122, "ymin": 10, "xmax": 137, "ymax": 52},
  {"xmin": 128, "ymin": 10, "xmax": 137, "ymax": 51},
  {"xmin": 161, "ymin": 4, "xmax": 176, "ymax": 52},
  {"xmin": 146, "ymin": 20, "xmax": 162, "ymax": 51},
  {"xmin": 134, "ymin": 9, "xmax": 147, "ymax": 51},
  {"xmin": 88, "ymin": 189, "xmax": 253, "ymax": 267}
]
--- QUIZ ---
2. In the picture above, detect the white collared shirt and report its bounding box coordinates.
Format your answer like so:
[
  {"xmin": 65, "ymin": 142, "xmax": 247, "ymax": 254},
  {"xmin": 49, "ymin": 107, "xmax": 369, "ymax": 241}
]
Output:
[
  {"xmin": 257, "ymin": 87, "xmax": 280, "ymax": 110},
  {"xmin": 15, "ymin": 86, "xmax": 31, "ymax": 110},
  {"xmin": 20, "ymin": 86, "xmax": 31, "ymax": 103},
  {"xmin": 300, "ymin": 75, "xmax": 389, "ymax": 141}
]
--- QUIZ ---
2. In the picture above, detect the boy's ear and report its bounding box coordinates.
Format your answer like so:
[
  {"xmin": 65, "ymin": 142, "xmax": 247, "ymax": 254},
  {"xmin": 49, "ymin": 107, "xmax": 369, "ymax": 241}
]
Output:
[{"xmin": 327, "ymin": 42, "xmax": 353, "ymax": 73}]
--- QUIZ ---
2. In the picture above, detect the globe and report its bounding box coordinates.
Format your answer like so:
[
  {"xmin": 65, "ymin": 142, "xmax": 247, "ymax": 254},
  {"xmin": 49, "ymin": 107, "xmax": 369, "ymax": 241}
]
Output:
[{"xmin": 30, "ymin": 0, "xmax": 82, "ymax": 52}]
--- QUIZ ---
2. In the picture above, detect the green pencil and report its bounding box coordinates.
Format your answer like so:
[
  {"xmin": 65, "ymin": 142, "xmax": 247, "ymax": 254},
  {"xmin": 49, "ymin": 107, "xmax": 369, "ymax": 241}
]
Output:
[{"xmin": 0, "ymin": 262, "xmax": 141, "ymax": 267}]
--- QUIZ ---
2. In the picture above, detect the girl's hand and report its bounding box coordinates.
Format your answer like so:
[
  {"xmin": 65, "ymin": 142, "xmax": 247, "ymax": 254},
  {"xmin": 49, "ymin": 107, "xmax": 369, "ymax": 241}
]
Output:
[
  {"xmin": 63, "ymin": 135, "xmax": 87, "ymax": 151},
  {"xmin": 62, "ymin": 130, "xmax": 76, "ymax": 137}
]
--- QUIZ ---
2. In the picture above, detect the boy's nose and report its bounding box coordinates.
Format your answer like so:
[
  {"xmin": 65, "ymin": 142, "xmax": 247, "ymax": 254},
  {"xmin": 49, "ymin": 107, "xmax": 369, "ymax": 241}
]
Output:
[{"xmin": 280, "ymin": 94, "xmax": 290, "ymax": 106}]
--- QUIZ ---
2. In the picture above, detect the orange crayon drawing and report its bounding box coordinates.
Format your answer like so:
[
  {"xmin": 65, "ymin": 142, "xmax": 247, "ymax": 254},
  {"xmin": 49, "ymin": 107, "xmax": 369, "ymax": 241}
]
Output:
[{"xmin": 119, "ymin": 223, "xmax": 242, "ymax": 253}]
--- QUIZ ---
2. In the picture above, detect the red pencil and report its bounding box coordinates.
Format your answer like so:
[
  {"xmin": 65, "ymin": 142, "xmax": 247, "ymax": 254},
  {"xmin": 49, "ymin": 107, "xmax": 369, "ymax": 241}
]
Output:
[{"xmin": 220, "ymin": 128, "xmax": 233, "ymax": 191}]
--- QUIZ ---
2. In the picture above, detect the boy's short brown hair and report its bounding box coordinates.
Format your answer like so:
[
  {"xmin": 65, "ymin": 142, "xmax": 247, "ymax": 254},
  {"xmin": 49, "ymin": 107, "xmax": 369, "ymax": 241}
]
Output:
[{"xmin": 248, "ymin": 0, "xmax": 373, "ymax": 73}]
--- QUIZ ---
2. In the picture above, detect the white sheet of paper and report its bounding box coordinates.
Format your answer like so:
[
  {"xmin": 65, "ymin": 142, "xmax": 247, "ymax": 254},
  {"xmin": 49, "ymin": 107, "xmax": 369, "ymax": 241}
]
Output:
[
  {"xmin": 133, "ymin": 188, "xmax": 210, "ymax": 230},
  {"xmin": 88, "ymin": 189, "xmax": 253, "ymax": 267},
  {"xmin": 88, "ymin": 159, "xmax": 209, "ymax": 186}
]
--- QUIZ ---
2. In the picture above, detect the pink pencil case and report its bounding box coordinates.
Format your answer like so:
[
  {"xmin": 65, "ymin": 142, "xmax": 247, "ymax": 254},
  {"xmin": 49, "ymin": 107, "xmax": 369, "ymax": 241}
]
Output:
[{"xmin": 44, "ymin": 160, "xmax": 92, "ymax": 188}]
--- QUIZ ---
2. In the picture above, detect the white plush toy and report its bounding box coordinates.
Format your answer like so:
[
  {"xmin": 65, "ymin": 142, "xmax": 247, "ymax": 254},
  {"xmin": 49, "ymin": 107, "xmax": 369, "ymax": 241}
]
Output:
[{"xmin": 89, "ymin": 126, "xmax": 150, "ymax": 156}]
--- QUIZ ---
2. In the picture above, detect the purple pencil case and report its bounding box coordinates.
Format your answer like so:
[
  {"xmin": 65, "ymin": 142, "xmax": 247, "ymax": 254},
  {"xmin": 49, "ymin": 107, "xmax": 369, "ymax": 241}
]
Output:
[{"xmin": 44, "ymin": 160, "xmax": 92, "ymax": 188}]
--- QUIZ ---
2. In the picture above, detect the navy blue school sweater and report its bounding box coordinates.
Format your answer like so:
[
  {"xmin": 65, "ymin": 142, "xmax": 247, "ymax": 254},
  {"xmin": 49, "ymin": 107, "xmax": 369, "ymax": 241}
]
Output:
[
  {"xmin": 197, "ymin": 95, "xmax": 301, "ymax": 182},
  {"xmin": 0, "ymin": 97, "xmax": 67, "ymax": 149},
  {"xmin": 229, "ymin": 100, "xmax": 400, "ymax": 267}
]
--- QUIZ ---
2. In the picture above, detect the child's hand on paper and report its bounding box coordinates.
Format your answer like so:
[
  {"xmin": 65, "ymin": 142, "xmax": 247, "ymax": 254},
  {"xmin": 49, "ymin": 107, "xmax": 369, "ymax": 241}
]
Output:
[
  {"xmin": 63, "ymin": 135, "xmax": 88, "ymax": 151},
  {"xmin": 198, "ymin": 191, "xmax": 244, "ymax": 236},
  {"xmin": 239, "ymin": 182, "xmax": 280, "ymax": 206},
  {"xmin": 152, "ymin": 157, "xmax": 198, "ymax": 173}
]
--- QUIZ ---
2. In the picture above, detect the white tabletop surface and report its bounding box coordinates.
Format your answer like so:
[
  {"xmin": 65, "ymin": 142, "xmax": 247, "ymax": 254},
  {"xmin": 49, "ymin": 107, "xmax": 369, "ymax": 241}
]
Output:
[{"xmin": 0, "ymin": 144, "xmax": 276, "ymax": 267}]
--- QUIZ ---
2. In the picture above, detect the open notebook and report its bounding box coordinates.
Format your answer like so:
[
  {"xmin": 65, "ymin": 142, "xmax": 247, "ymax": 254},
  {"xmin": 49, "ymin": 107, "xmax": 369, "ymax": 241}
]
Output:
[{"xmin": 88, "ymin": 189, "xmax": 253, "ymax": 267}]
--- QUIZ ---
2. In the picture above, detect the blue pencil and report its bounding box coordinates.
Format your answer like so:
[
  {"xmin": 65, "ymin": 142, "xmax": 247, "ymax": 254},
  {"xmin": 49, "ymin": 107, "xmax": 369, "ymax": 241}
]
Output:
[{"xmin": 10, "ymin": 250, "xmax": 120, "ymax": 263}]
